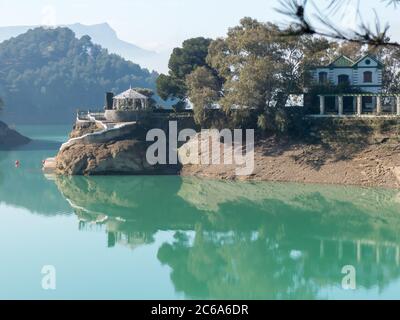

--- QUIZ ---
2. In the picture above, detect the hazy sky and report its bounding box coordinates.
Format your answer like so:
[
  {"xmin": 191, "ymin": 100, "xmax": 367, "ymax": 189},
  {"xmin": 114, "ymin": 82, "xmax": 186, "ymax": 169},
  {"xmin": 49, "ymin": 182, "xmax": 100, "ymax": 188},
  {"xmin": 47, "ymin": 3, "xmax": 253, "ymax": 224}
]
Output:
[{"xmin": 0, "ymin": 0, "xmax": 399, "ymax": 53}]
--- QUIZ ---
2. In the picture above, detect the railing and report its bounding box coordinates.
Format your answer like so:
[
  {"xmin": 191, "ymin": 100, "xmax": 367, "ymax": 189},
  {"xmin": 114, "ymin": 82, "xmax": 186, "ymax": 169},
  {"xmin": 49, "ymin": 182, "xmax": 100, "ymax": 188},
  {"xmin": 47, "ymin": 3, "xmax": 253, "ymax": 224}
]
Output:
[
  {"xmin": 89, "ymin": 111, "xmax": 106, "ymax": 121},
  {"xmin": 77, "ymin": 109, "xmax": 194, "ymax": 122},
  {"xmin": 77, "ymin": 110, "xmax": 106, "ymax": 121},
  {"xmin": 77, "ymin": 111, "xmax": 90, "ymax": 121}
]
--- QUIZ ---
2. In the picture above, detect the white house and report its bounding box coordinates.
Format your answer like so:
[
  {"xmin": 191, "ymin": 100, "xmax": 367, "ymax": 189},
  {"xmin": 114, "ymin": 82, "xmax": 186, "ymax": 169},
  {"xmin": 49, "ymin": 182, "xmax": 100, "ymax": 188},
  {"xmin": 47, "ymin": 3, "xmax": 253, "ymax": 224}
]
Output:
[
  {"xmin": 312, "ymin": 54, "xmax": 383, "ymax": 93},
  {"xmin": 308, "ymin": 54, "xmax": 400, "ymax": 116}
]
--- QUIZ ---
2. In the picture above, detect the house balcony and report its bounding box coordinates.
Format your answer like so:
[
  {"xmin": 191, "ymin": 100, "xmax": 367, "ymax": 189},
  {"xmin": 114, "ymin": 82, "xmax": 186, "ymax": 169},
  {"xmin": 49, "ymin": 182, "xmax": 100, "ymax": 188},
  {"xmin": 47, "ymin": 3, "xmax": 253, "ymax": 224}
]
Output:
[{"xmin": 310, "ymin": 93, "xmax": 400, "ymax": 118}]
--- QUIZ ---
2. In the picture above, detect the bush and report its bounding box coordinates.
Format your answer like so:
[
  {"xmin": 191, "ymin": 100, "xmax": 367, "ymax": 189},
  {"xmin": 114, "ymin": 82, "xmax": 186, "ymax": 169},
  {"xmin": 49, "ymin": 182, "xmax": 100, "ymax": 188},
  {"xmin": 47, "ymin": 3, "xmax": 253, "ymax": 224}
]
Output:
[{"xmin": 256, "ymin": 107, "xmax": 308, "ymax": 138}]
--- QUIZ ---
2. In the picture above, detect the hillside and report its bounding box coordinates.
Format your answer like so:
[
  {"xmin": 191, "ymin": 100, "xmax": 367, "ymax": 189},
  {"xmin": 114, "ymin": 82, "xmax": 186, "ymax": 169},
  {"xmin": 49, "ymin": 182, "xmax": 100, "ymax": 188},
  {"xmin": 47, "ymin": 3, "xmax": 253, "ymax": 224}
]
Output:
[
  {"xmin": 0, "ymin": 27, "xmax": 158, "ymax": 124},
  {"xmin": 0, "ymin": 23, "xmax": 164, "ymax": 72},
  {"xmin": 0, "ymin": 121, "xmax": 30, "ymax": 148}
]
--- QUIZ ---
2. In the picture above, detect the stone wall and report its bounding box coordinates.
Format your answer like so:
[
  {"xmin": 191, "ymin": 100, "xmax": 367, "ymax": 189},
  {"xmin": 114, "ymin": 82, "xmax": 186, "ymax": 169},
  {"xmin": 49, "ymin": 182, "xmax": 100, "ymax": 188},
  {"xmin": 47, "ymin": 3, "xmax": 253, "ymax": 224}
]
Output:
[{"xmin": 105, "ymin": 110, "xmax": 149, "ymax": 122}]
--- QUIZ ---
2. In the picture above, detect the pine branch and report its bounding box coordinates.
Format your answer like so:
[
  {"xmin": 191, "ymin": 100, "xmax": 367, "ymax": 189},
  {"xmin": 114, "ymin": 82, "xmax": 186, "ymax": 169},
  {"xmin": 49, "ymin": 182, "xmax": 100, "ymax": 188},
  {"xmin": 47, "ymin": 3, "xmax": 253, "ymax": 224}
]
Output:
[{"xmin": 277, "ymin": 0, "xmax": 400, "ymax": 47}]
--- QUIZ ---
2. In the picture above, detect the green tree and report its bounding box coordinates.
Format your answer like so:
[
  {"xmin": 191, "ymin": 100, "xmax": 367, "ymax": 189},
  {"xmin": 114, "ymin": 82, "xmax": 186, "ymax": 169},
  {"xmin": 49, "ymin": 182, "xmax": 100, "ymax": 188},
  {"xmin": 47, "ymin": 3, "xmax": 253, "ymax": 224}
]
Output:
[
  {"xmin": 366, "ymin": 46, "xmax": 400, "ymax": 93},
  {"xmin": 0, "ymin": 27, "xmax": 158, "ymax": 123},
  {"xmin": 133, "ymin": 88, "xmax": 157, "ymax": 109},
  {"xmin": 279, "ymin": 0, "xmax": 399, "ymax": 47},
  {"xmin": 186, "ymin": 66, "xmax": 221, "ymax": 125},
  {"xmin": 189, "ymin": 18, "xmax": 333, "ymax": 131},
  {"xmin": 156, "ymin": 37, "xmax": 212, "ymax": 104}
]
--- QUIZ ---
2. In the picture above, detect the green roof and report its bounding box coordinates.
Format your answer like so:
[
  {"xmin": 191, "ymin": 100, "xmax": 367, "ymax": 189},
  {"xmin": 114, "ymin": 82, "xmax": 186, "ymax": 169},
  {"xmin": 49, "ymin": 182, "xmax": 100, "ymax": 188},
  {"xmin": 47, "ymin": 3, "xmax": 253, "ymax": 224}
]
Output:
[{"xmin": 329, "ymin": 55, "xmax": 354, "ymax": 67}]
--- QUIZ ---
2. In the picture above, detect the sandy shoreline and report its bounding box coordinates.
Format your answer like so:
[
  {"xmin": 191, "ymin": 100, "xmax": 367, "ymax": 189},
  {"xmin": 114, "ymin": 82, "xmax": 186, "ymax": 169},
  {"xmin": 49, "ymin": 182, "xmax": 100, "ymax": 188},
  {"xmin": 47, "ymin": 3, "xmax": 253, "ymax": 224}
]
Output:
[{"xmin": 180, "ymin": 138, "xmax": 400, "ymax": 189}]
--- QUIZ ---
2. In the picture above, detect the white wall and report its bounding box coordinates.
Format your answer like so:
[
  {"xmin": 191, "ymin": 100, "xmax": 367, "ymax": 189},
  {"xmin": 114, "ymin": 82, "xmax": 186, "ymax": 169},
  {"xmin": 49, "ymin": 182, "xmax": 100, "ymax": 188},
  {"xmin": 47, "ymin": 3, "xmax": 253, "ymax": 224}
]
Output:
[
  {"xmin": 313, "ymin": 66, "xmax": 382, "ymax": 93},
  {"xmin": 357, "ymin": 57, "xmax": 378, "ymax": 68}
]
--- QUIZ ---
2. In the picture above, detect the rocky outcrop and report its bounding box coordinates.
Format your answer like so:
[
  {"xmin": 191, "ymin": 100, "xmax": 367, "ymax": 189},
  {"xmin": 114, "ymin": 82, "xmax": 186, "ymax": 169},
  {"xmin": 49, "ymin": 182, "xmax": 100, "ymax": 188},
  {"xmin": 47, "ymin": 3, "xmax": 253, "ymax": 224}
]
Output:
[
  {"xmin": 69, "ymin": 121, "xmax": 103, "ymax": 138},
  {"xmin": 55, "ymin": 139, "xmax": 178, "ymax": 175},
  {"xmin": 0, "ymin": 121, "xmax": 30, "ymax": 148},
  {"xmin": 52, "ymin": 116, "xmax": 196, "ymax": 176},
  {"xmin": 61, "ymin": 122, "xmax": 137, "ymax": 151}
]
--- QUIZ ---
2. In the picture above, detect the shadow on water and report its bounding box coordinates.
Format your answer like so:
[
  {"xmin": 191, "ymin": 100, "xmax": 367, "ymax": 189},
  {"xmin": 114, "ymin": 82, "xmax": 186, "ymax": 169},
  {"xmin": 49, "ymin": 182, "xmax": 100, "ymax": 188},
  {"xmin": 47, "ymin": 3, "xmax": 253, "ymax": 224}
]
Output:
[{"xmin": 53, "ymin": 175, "xmax": 400, "ymax": 299}]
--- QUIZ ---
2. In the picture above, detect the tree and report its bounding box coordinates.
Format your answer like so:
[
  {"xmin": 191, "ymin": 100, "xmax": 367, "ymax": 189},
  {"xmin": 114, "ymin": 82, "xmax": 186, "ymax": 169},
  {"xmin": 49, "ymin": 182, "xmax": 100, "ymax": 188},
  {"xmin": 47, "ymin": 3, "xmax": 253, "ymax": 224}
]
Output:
[
  {"xmin": 186, "ymin": 67, "xmax": 221, "ymax": 125},
  {"xmin": 133, "ymin": 88, "xmax": 157, "ymax": 110},
  {"xmin": 278, "ymin": 0, "xmax": 400, "ymax": 48},
  {"xmin": 156, "ymin": 74, "xmax": 185, "ymax": 101},
  {"xmin": 366, "ymin": 45, "xmax": 400, "ymax": 93},
  {"xmin": 156, "ymin": 37, "xmax": 212, "ymax": 104},
  {"xmin": 0, "ymin": 27, "xmax": 158, "ymax": 123},
  {"xmin": 189, "ymin": 18, "xmax": 333, "ymax": 130}
]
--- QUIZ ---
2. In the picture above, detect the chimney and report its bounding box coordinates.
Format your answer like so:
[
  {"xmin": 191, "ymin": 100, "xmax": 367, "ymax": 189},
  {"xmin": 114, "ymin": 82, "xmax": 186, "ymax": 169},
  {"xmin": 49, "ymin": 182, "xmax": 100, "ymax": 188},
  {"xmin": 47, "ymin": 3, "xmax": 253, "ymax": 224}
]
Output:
[{"xmin": 105, "ymin": 92, "xmax": 114, "ymax": 110}]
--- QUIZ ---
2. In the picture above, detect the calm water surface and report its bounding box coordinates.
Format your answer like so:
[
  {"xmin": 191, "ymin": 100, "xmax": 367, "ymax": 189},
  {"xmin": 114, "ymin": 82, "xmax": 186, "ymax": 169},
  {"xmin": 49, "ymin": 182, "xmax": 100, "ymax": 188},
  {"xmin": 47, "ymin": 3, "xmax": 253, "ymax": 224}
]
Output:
[{"xmin": 1, "ymin": 125, "xmax": 400, "ymax": 299}]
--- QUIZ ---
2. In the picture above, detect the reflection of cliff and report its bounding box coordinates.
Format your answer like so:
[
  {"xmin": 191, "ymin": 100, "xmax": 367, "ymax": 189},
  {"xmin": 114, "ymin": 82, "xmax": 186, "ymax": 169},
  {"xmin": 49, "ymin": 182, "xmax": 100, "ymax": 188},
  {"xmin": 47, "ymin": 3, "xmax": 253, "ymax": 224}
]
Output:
[
  {"xmin": 55, "ymin": 175, "xmax": 400, "ymax": 299},
  {"xmin": 55, "ymin": 176, "xmax": 204, "ymax": 247},
  {"xmin": 179, "ymin": 177, "xmax": 400, "ymax": 214},
  {"xmin": 178, "ymin": 178, "xmax": 400, "ymax": 242},
  {"xmin": 0, "ymin": 149, "xmax": 70, "ymax": 215}
]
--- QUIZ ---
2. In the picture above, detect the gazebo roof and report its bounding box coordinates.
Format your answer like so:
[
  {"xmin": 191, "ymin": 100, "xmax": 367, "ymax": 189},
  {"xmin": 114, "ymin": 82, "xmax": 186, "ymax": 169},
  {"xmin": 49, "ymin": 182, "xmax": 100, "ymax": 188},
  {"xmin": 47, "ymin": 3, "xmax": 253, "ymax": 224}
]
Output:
[{"xmin": 114, "ymin": 88, "xmax": 148, "ymax": 100}]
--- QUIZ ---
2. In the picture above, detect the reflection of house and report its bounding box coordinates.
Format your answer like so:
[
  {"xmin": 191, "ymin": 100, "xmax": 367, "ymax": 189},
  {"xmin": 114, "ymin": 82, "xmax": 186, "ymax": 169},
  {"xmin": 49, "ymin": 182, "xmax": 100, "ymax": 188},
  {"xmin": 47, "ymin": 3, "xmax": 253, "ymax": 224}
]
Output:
[{"xmin": 308, "ymin": 55, "xmax": 400, "ymax": 117}]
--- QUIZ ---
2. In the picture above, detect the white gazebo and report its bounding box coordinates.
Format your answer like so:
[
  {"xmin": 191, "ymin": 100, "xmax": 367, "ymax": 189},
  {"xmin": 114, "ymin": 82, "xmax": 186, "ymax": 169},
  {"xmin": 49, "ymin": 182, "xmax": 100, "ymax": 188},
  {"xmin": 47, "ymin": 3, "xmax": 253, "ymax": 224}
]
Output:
[{"xmin": 113, "ymin": 88, "xmax": 149, "ymax": 111}]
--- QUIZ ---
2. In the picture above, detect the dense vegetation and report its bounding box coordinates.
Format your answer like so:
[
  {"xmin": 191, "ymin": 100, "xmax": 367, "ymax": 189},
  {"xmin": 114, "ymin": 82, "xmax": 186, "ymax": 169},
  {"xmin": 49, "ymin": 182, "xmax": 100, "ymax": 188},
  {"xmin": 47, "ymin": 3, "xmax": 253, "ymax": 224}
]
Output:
[
  {"xmin": 0, "ymin": 27, "xmax": 158, "ymax": 123},
  {"xmin": 157, "ymin": 18, "xmax": 400, "ymax": 136},
  {"xmin": 156, "ymin": 37, "xmax": 213, "ymax": 110}
]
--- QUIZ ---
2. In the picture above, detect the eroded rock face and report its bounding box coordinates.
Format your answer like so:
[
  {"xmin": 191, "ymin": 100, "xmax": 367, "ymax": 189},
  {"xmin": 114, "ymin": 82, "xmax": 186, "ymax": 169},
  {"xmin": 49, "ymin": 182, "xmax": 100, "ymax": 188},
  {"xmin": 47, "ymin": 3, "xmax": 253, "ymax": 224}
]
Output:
[
  {"xmin": 69, "ymin": 122, "xmax": 103, "ymax": 139},
  {"xmin": 55, "ymin": 139, "xmax": 178, "ymax": 175},
  {"xmin": 0, "ymin": 121, "xmax": 30, "ymax": 148}
]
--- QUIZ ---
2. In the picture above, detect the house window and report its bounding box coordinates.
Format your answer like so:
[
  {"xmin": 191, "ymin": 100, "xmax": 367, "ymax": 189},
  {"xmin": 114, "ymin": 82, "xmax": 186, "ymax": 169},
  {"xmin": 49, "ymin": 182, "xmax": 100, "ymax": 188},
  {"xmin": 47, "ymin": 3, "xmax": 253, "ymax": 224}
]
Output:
[
  {"xmin": 365, "ymin": 59, "xmax": 371, "ymax": 65},
  {"xmin": 364, "ymin": 96, "xmax": 372, "ymax": 103},
  {"xmin": 338, "ymin": 74, "xmax": 350, "ymax": 85},
  {"xmin": 364, "ymin": 71, "xmax": 372, "ymax": 83},
  {"xmin": 318, "ymin": 72, "xmax": 328, "ymax": 84}
]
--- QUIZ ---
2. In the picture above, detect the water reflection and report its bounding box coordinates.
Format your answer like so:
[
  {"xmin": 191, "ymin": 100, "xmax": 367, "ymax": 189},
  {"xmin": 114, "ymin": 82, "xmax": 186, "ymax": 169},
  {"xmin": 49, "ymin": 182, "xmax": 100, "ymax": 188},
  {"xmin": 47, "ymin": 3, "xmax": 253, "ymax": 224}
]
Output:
[
  {"xmin": 0, "ymin": 147, "xmax": 70, "ymax": 215},
  {"xmin": 54, "ymin": 175, "xmax": 400, "ymax": 299}
]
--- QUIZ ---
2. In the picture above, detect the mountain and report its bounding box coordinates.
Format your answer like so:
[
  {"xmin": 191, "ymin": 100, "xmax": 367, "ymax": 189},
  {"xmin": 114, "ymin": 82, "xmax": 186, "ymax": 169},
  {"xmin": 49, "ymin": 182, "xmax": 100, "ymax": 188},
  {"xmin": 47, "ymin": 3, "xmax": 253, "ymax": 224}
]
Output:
[
  {"xmin": 0, "ymin": 23, "xmax": 165, "ymax": 72},
  {"xmin": 0, "ymin": 27, "xmax": 158, "ymax": 124}
]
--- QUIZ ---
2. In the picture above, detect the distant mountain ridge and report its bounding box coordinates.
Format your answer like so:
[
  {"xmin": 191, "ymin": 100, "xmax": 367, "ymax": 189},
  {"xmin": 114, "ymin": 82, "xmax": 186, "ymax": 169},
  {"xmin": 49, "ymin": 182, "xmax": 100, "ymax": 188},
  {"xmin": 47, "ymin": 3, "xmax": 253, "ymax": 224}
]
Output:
[
  {"xmin": 0, "ymin": 27, "xmax": 158, "ymax": 124},
  {"xmin": 0, "ymin": 23, "xmax": 164, "ymax": 72}
]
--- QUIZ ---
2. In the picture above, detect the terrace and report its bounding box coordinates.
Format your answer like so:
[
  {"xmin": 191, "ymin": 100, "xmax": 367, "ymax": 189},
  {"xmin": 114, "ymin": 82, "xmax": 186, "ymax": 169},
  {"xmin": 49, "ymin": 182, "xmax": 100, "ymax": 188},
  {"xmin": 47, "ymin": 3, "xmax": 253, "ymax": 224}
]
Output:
[{"xmin": 314, "ymin": 93, "xmax": 400, "ymax": 117}]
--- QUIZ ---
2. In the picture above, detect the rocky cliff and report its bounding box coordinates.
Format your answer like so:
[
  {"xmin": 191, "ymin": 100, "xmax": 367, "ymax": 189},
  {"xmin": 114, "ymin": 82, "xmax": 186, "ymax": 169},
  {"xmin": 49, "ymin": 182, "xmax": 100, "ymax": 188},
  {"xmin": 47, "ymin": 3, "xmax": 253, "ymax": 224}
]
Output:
[
  {"xmin": 55, "ymin": 139, "xmax": 179, "ymax": 175},
  {"xmin": 53, "ymin": 115, "xmax": 196, "ymax": 176},
  {"xmin": 0, "ymin": 121, "xmax": 30, "ymax": 148}
]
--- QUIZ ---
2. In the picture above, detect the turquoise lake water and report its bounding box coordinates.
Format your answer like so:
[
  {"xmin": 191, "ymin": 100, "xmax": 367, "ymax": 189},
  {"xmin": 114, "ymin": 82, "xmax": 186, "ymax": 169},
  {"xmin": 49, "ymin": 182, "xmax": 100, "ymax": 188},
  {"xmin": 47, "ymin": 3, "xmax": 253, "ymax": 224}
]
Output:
[{"xmin": 1, "ymin": 125, "xmax": 400, "ymax": 299}]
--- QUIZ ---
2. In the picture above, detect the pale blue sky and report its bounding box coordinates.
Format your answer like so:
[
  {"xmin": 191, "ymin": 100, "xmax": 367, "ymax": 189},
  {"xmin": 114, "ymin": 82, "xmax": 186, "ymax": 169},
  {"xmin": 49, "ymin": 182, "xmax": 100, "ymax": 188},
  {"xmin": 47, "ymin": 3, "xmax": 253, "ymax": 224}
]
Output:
[{"xmin": 0, "ymin": 0, "xmax": 399, "ymax": 53}]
